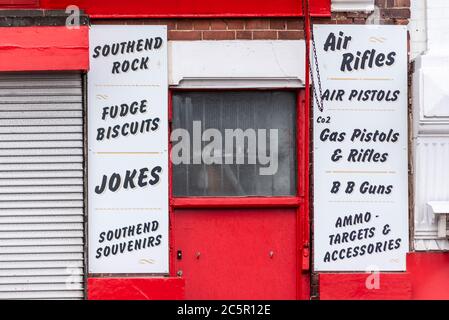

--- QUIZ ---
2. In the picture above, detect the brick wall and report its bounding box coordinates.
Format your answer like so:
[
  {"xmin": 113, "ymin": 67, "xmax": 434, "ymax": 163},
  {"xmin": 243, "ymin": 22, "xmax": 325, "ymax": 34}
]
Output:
[
  {"xmin": 94, "ymin": 18, "xmax": 306, "ymax": 40},
  {"xmin": 94, "ymin": 0, "xmax": 410, "ymax": 41}
]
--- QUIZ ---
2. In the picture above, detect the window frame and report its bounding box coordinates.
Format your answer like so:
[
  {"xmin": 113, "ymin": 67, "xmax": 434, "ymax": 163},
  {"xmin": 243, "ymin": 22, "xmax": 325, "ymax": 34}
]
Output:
[
  {"xmin": 168, "ymin": 87, "xmax": 310, "ymax": 299},
  {"xmin": 169, "ymin": 88, "xmax": 307, "ymax": 205},
  {"xmin": 170, "ymin": 90, "xmax": 298, "ymax": 198}
]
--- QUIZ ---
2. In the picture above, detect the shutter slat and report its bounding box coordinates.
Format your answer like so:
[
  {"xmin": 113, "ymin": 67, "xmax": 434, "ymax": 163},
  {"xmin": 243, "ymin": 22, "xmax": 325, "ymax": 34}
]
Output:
[
  {"xmin": 0, "ymin": 208, "xmax": 83, "ymax": 216},
  {"xmin": 0, "ymin": 223, "xmax": 83, "ymax": 231},
  {"xmin": 0, "ymin": 283, "xmax": 84, "ymax": 292},
  {"xmin": 0, "ymin": 260, "xmax": 83, "ymax": 269},
  {"xmin": 0, "ymin": 88, "xmax": 82, "ymax": 96},
  {"xmin": 0, "ymin": 215, "xmax": 83, "ymax": 223},
  {"xmin": 0, "ymin": 268, "xmax": 84, "ymax": 277},
  {"xmin": 0, "ymin": 156, "xmax": 83, "ymax": 164},
  {"xmin": 0, "ymin": 97, "xmax": 82, "ymax": 104},
  {"xmin": 0, "ymin": 186, "xmax": 83, "ymax": 194},
  {"xmin": 0, "ymin": 200, "xmax": 83, "ymax": 209},
  {"xmin": 0, "ymin": 134, "xmax": 82, "ymax": 142},
  {"xmin": 0, "ymin": 118, "xmax": 82, "ymax": 126},
  {"xmin": 0, "ymin": 163, "xmax": 83, "ymax": 171},
  {"xmin": 0, "ymin": 126, "xmax": 82, "ymax": 134},
  {"xmin": 0, "ymin": 140, "xmax": 83, "ymax": 148},
  {"xmin": 0, "ymin": 230, "xmax": 84, "ymax": 239},
  {"xmin": 0, "ymin": 170, "xmax": 83, "ymax": 178},
  {"xmin": 0, "ymin": 275, "xmax": 84, "ymax": 285},
  {"xmin": 0, "ymin": 178, "xmax": 83, "ymax": 186},
  {"xmin": 0, "ymin": 253, "xmax": 83, "ymax": 262},
  {"xmin": 0, "ymin": 238, "xmax": 83, "ymax": 246},
  {"xmin": 0, "ymin": 246, "xmax": 83, "ymax": 254},
  {"xmin": 0, "ymin": 111, "xmax": 82, "ymax": 119},
  {"xmin": 0, "ymin": 193, "xmax": 83, "ymax": 201},
  {"xmin": 0, "ymin": 291, "xmax": 84, "ymax": 299}
]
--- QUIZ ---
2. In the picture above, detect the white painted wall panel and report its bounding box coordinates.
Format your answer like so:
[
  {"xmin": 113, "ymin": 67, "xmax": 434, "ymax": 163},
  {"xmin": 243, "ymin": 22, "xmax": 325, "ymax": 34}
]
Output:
[
  {"xmin": 409, "ymin": 0, "xmax": 427, "ymax": 60},
  {"xmin": 169, "ymin": 40, "xmax": 305, "ymax": 88},
  {"xmin": 331, "ymin": 0, "xmax": 375, "ymax": 12},
  {"xmin": 414, "ymin": 136, "xmax": 449, "ymax": 250},
  {"xmin": 411, "ymin": 0, "xmax": 449, "ymax": 250}
]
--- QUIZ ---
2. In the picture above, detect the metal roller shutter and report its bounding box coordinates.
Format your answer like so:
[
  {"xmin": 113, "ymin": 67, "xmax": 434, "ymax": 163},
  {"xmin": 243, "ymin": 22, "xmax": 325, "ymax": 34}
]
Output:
[{"xmin": 0, "ymin": 72, "xmax": 85, "ymax": 300}]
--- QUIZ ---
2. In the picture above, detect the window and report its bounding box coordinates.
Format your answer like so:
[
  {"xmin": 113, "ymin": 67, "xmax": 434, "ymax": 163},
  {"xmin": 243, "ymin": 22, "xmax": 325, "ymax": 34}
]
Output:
[{"xmin": 172, "ymin": 91, "xmax": 297, "ymax": 197}]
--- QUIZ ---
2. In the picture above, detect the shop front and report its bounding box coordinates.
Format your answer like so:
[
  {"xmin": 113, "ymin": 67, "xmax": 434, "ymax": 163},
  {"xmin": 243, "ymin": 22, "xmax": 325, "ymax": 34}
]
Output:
[
  {"xmin": 6, "ymin": 0, "xmax": 449, "ymax": 301},
  {"xmin": 0, "ymin": 0, "xmax": 324, "ymax": 300},
  {"xmin": 86, "ymin": 24, "xmax": 310, "ymax": 300}
]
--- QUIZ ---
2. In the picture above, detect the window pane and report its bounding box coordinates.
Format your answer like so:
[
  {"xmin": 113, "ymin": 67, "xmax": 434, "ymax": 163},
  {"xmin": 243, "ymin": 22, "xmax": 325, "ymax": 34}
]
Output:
[{"xmin": 172, "ymin": 91, "xmax": 297, "ymax": 197}]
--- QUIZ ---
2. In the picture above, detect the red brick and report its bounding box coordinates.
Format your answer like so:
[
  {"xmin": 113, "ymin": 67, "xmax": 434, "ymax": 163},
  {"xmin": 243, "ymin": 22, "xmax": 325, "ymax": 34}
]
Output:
[
  {"xmin": 245, "ymin": 19, "xmax": 269, "ymax": 30},
  {"xmin": 193, "ymin": 20, "xmax": 210, "ymax": 30},
  {"xmin": 353, "ymin": 18, "xmax": 366, "ymax": 24},
  {"xmin": 394, "ymin": 18, "xmax": 409, "ymax": 25},
  {"xmin": 331, "ymin": 12, "xmax": 348, "ymax": 20},
  {"xmin": 133, "ymin": 19, "xmax": 159, "ymax": 25},
  {"xmin": 253, "ymin": 30, "xmax": 278, "ymax": 40},
  {"xmin": 381, "ymin": 8, "xmax": 410, "ymax": 19},
  {"xmin": 345, "ymin": 12, "xmax": 369, "ymax": 18},
  {"xmin": 286, "ymin": 19, "xmax": 302, "ymax": 30},
  {"xmin": 203, "ymin": 30, "xmax": 235, "ymax": 40},
  {"xmin": 225, "ymin": 19, "xmax": 245, "ymax": 30},
  {"xmin": 270, "ymin": 19, "xmax": 286, "ymax": 30},
  {"xmin": 138, "ymin": 19, "xmax": 176, "ymax": 30},
  {"xmin": 122, "ymin": 20, "xmax": 143, "ymax": 25},
  {"xmin": 164, "ymin": 20, "xmax": 177, "ymax": 30},
  {"xmin": 236, "ymin": 31, "xmax": 252, "ymax": 40},
  {"xmin": 210, "ymin": 19, "xmax": 227, "ymax": 30},
  {"xmin": 338, "ymin": 19, "xmax": 355, "ymax": 24},
  {"xmin": 168, "ymin": 30, "xmax": 202, "ymax": 40},
  {"xmin": 176, "ymin": 20, "xmax": 193, "ymax": 30},
  {"xmin": 312, "ymin": 18, "xmax": 337, "ymax": 24},
  {"xmin": 278, "ymin": 30, "xmax": 304, "ymax": 40},
  {"xmin": 394, "ymin": 0, "xmax": 410, "ymax": 7},
  {"xmin": 378, "ymin": 18, "xmax": 394, "ymax": 25}
]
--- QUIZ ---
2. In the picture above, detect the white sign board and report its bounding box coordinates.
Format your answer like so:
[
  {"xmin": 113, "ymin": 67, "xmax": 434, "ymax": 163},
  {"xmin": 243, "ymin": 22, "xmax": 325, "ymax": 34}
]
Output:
[
  {"xmin": 88, "ymin": 25, "xmax": 168, "ymax": 273},
  {"xmin": 313, "ymin": 25, "xmax": 408, "ymax": 271}
]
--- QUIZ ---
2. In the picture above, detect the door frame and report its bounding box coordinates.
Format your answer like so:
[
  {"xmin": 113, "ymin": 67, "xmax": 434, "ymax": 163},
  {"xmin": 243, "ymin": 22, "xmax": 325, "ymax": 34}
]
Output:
[{"xmin": 167, "ymin": 88, "xmax": 310, "ymax": 299}]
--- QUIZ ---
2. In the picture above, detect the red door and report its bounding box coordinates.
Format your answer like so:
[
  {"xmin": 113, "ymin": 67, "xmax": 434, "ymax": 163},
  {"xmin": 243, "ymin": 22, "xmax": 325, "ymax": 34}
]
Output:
[
  {"xmin": 174, "ymin": 209, "xmax": 298, "ymax": 299},
  {"xmin": 169, "ymin": 90, "xmax": 309, "ymax": 299}
]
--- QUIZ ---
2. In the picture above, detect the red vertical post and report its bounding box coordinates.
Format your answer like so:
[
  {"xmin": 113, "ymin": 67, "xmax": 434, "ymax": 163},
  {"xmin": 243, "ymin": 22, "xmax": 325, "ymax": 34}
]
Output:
[
  {"xmin": 298, "ymin": 0, "xmax": 312, "ymax": 299},
  {"xmin": 168, "ymin": 90, "xmax": 175, "ymax": 277}
]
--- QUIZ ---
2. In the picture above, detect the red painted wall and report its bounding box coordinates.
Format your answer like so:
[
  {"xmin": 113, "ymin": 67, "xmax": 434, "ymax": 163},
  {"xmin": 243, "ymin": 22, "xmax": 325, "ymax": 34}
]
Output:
[
  {"xmin": 39, "ymin": 0, "xmax": 331, "ymax": 17},
  {"xmin": 0, "ymin": 26, "xmax": 88, "ymax": 71},
  {"xmin": 319, "ymin": 273, "xmax": 412, "ymax": 300},
  {"xmin": 0, "ymin": 0, "xmax": 37, "ymax": 7},
  {"xmin": 88, "ymin": 278, "xmax": 185, "ymax": 300},
  {"xmin": 407, "ymin": 252, "xmax": 449, "ymax": 300},
  {"xmin": 319, "ymin": 253, "xmax": 449, "ymax": 300}
]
